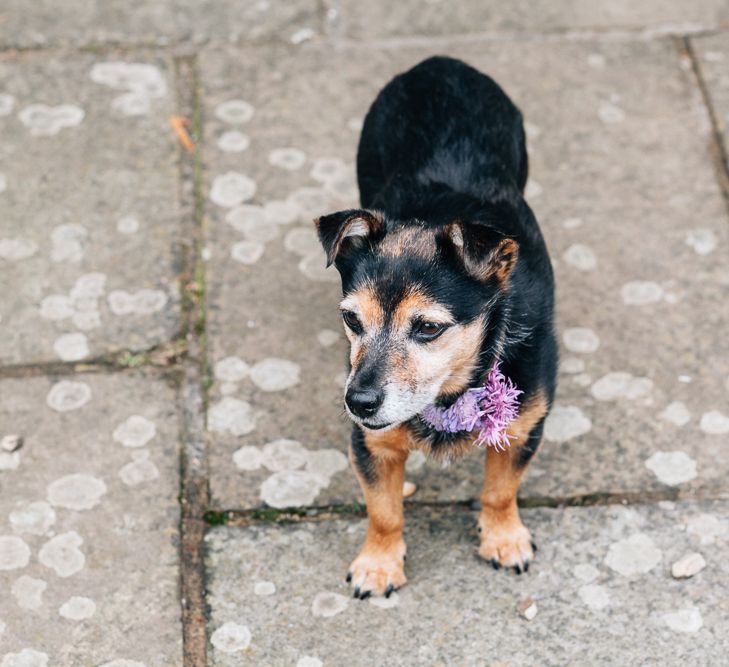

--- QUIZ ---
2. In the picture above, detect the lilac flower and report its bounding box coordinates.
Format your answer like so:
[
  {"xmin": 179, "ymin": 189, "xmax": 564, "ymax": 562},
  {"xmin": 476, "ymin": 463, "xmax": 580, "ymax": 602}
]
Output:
[{"xmin": 421, "ymin": 362, "xmax": 522, "ymax": 450}]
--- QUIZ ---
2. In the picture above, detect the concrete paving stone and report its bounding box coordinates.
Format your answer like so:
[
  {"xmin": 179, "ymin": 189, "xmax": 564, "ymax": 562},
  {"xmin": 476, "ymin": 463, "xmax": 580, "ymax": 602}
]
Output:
[
  {"xmin": 0, "ymin": 373, "xmax": 181, "ymax": 666},
  {"xmin": 692, "ymin": 31, "xmax": 729, "ymax": 161},
  {"xmin": 205, "ymin": 500, "xmax": 729, "ymax": 666},
  {"xmin": 0, "ymin": 1, "xmax": 321, "ymax": 49},
  {"xmin": 324, "ymin": 0, "xmax": 729, "ymax": 39},
  {"xmin": 203, "ymin": 38, "xmax": 729, "ymax": 510},
  {"xmin": 0, "ymin": 51, "xmax": 181, "ymax": 365}
]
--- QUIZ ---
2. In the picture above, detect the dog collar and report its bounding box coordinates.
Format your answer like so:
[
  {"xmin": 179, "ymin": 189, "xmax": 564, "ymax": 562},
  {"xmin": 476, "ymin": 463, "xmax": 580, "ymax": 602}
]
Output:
[{"xmin": 420, "ymin": 362, "xmax": 521, "ymax": 451}]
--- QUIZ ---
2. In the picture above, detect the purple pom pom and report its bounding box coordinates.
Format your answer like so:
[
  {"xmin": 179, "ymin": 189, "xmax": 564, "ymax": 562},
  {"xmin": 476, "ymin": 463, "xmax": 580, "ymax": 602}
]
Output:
[{"xmin": 421, "ymin": 362, "xmax": 522, "ymax": 450}]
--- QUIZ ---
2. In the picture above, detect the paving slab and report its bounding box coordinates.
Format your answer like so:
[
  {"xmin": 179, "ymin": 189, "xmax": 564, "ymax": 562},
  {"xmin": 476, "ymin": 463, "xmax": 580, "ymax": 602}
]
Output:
[
  {"xmin": 203, "ymin": 38, "xmax": 729, "ymax": 510},
  {"xmin": 0, "ymin": 373, "xmax": 181, "ymax": 665},
  {"xmin": 0, "ymin": 1, "xmax": 321, "ymax": 49},
  {"xmin": 0, "ymin": 51, "xmax": 181, "ymax": 365},
  {"xmin": 324, "ymin": 0, "xmax": 729, "ymax": 39},
  {"xmin": 692, "ymin": 31, "xmax": 729, "ymax": 161},
  {"xmin": 205, "ymin": 500, "xmax": 729, "ymax": 666}
]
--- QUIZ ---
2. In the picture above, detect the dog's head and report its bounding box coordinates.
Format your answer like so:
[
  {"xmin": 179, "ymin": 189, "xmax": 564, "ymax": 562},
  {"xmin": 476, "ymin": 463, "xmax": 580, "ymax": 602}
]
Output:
[{"xmin": 315, "ymin": 208, "xmax": 519, "ymax": 431}]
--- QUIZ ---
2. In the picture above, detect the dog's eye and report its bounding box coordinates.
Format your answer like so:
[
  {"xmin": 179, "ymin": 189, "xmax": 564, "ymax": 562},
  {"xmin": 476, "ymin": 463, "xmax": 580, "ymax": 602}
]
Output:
[
  {"xmin": 412, "ymin": 321, "xmax": 448, "ymax": 342},
  {"xmin": 341, "ymin": 310, "xmax": 363, "ymax": 334}
]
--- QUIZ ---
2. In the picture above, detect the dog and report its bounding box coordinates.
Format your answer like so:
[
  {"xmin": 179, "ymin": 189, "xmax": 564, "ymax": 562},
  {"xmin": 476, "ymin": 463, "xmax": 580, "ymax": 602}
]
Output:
[{"xmin": 314, "ymin": 56, "xmax": 558, "ymax": 599}]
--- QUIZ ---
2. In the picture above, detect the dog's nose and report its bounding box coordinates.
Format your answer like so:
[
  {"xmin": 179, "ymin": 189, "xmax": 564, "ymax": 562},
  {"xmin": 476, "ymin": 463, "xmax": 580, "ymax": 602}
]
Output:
[{"xmin": 345, "ymin": 386, "xmax": 384, "ymax": 419}]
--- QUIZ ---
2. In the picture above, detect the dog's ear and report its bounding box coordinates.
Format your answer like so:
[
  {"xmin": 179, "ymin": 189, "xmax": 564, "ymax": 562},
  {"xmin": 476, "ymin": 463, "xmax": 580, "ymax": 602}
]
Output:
[
  {"xmin": 443, "ymin": 221, "xmax": 519, "ymax": 284},
  {"xmin": 314, "ymin": 209, "xmax": 383, "ymax": 267}
]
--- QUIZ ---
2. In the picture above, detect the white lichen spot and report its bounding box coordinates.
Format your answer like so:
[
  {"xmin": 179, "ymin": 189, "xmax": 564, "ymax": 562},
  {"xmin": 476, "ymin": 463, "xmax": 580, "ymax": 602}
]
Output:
[
  {"xmin": 51, "ymin": 224, "xmax": 87, "ymax": 263},
  {"xmin": 18, "ymin": 104, "xmax": 85, "ymax": 135},
  {"xmin": 119, "ymin": 457, "xmax": 159, "ymax": 486},
  {"xmin": 263, "ymin": 199, "xmax": 299, "ymax": 225},
  {"xmin": 117, "ymin": 215, "xmax": 140, "ymax": 234},
  {"xmin": 0, "ymin": 649, "xmax": 49, "ymax": 667},
  {"xmin": 317, "ymin": 329, "xmax": 340, "ymax": 347},
  {"xmin": 231, "ymin": 240, "xmax": 265, "ymax": 265},
  {"xmin": 210, "ymin": 172, "xmax": 257, "ymax": 208},
  {"xmin": 659, "ymin": 401, "xmax": 690, "ymax": 426},
  {"xmin": 573, "ymin": 563, "xmax": 599, "ymax": 583},
  {"xmin": 253, "ymin": 580, "xmax": 276, "ymax": 596},
  {"xmin": 113, "ymin": 415, "xmax": 156, "ymax": 448},
  {"xmin": 261, "ymin": 470, "xmax": 324, "ymax": 508},
  {"xmin": 587, "ymin": 53, "xmax": 606, "ymax": 68},
  {"xmin": 306, "ymin": 449, "xmax": 348, "ymax": 480},
  {"xmin": 59, "ymin": 596, "xmax": 96, "ymax": 620},
  {"xmin": 214, "ymin": 356, "xmax": 250, "ymax": 382},
  {"xmin": 296, "ymin": 658, "xmax": 323, "ymax": 667},
  {"xmin": 310, "ymin": 157, "xmax": 348, "ymax": 184},
  {"xmin": 287, "ymin": 187, "xmax": 331, "ymax": 220},
  {"xmin": 591, "ymin": 372, "xmax": 653, "ymax": 401},
  {"xmin": 11, "ymin": 575, "xmax": 46, "ymax": 609},
  {"xmin": 72, "ymin": 311, "xmax": 102, "ymax": 330},
  {"xmin": 0, "ymin": 93, "xmax": 15, "ymax": 115},
  {"xmin": 291, "ymin": 27, "xmax": 316, "ymax": 44},
  {"xmin": 284, "ymin": 227, "xmax": 321, "ymax": 256},
  {"xmin": 210, "ymin": 622, "xmax": 252, "ymax": 653},
  {"xmin": 662, "ymin": 606, "xmax": 703, "ymax": 633},
  {"xmin": 46, "ymin": 380, "xmax": 91, "ymax": 412},
  {"xmin": 0, "ymin": 452, "xmax": 20, "ymax": 471},
  {"xmin": 563, "ymin": 244, "xmax": 597, "ymax": 271},
  {"xmin": 71, "ymin": 272, "xmax": 107, "ymax": 300},
  {"xmin": 369, "ymin": 592, "xmax": 400, "ymax": 609},
  {"xmin": 621, "ymin": 280, "xmax": 664, "ymax": 305},
  {"xmin": 685, "ymin": 228, "xmax": 717, "ymax": 255},
  {"xmin": 48, "ymin": 474, "xmax": 107, "ymax": 511},
  {"xmin": 9, "ymin": 501, "xmax": 56, "ymax": 536},
  {"xmin": 250, "ymin": 358, "xmax": 300, "ymax": 392},
  {"xmin": 645, "ymin": 451, "xmax": 697, "ymax": 486},
  {"xmin": 269, "ymin": 147, "xmax": 306, "ymax": 171},
  {"xmin": 560, "ymin": 357, "xmax": 586, "ymax": 374},
  {"xmin": 0, "ymin": 536, "xmax": 31, "ymax": 570},
  {"xmin": 107, "ymin": 289, "xmax": 167, "ymax": 315},
  {"xmin": 525, "ymin": 180, "xmax": 542, "ymax": 198},
  {"xmin": 0, "ymin": 238, "xmax": 38, "ymax": 260},
  {"xmin": 52, "ymin": 333, "xmax": 89, "ymax": 361},
  {"xmin": 215, "ymin": 100, "xmax": 255, "ymax": 125},
  {"xmin": 347, "ymin": 117, "xmax": 364, "ymax": 132},
  {"xmin": 226, "ymin": 205, "xmax": 279, "ymax": 242},
  {"xmin": 687, "ymin": 513, "xmax": 728, "ymax": 545},
  {"xmin": 208, "ymin": 398, "xmax": 256, "ymax": 436},
  {"xmin": 604, "ymin": 533, "xmax": 661, "ymax": 576},
  {"xmin": 562, "ymin": 217, "xmax": 583, "ymax": 229},
  {"xmin": 544, "ymin": 405, "xmax": 592, "ymax": 442},
  {"xmin": 261, "ymin": 439, "xmax": 309, "ymax": 472},
  {"xmin": 598, "ymin": 103, "xmax": 625, "ymax": 123},
  {"xmin": 298, "ymin": 252, "xmax": 338, "ymax": 282},
  {"xmin": 699, "ymin": 410, "xmax": 729, "ymax": 435},
  {"xmin": 406, "ymin": 450, "xmax": 427, "ymax": 472},
  {"xmin": 562, "ymin": 327, "xmax": 599, "ymax": 353},
  {"xmin": 39, "ymin": 531, "xmax": 85, "ymax": 577},
  {"xmin": 217, "ymin": 130, "xmax": 250, "ymax": 152},
  {"xmin": 90, "ymin": 62, "xmax": 166, "ymax": 115},
  {"xmin": 233, "ymin": 446, "xmax": 263, "ymax": 471},
  {"xmin": 40, "ymin": 295, "xmax": 73, "ymax": 320},
  {"xmin": 311, "ymin": 591, "xmax": 348, "ymax": 618},
  {"xmin": 578, "ymin": 584, "xmax": 610, "ymax": 610}
]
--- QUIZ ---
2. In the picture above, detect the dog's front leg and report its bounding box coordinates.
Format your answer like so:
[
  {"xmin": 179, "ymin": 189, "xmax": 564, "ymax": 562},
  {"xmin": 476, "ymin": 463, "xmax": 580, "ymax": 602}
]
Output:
[
  {"xmin": 478, "ymin": 392, "xmax": 547, "ymax": 573},
  {"xmin": 347, "ymin": 425, "xmax": 408, "ymax": 598}
]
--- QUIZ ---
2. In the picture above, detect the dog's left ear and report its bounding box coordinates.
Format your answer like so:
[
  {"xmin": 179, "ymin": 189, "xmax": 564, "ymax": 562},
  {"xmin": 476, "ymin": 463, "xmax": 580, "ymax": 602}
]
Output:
[
  {"xmin": 443, "ymin": 221, "xmax": 519, "ymax": 284},
  {"xmin": 314, "ymin": 209, "xmax": 383, "ymax": 267}
]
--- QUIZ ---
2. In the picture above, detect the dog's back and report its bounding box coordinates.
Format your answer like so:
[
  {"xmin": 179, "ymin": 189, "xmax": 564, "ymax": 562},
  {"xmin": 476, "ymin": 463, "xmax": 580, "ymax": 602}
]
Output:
[{"xmin": 357, "ymin": 56, "xmax": 528, "ymax": 213}]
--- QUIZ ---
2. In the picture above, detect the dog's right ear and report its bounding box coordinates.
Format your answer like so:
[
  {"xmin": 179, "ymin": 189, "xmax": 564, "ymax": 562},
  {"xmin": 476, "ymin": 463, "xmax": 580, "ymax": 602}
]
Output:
[{"xmin": 314, "ymin": 209, "xmax": 383, "ymax": 267}]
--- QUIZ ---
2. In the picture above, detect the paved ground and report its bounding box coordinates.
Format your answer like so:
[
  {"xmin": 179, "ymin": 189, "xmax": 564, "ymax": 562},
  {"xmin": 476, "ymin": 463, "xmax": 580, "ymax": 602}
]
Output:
[{"xmin": 1, "ymin": 3, "xmax": 729, "ymax": 666}]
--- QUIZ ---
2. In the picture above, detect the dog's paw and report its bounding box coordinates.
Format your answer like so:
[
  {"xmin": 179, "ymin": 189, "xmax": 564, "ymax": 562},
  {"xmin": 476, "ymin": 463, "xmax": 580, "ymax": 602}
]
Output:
[
  {"xmin": 346, "ymin": 542, "xmax": 407, "ymax": 599},
  {"xmin": 477, "ymin": 517, "xmax": 535, "ymax": 574}
]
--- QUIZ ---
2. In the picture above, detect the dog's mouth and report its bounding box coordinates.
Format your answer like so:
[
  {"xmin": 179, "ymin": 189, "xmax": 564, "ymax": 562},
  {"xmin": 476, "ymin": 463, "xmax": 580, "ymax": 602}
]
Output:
[{"xmin": 360, "ymin": 420, "xmax": 393, "ymax": 431}]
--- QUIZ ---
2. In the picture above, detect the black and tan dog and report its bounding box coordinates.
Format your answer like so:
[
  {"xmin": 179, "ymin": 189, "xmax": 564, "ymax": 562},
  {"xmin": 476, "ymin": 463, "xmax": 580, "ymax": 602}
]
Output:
[{"xmin": 315, "ymin": 56, "xmax": 558, "ymax": 598}]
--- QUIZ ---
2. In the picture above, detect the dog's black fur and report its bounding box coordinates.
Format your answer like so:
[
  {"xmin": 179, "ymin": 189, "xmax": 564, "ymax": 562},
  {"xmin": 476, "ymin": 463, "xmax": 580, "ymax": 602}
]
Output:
[{"xmin": 322, "ymin": 55, "xmax": 557, "ymax": 465}]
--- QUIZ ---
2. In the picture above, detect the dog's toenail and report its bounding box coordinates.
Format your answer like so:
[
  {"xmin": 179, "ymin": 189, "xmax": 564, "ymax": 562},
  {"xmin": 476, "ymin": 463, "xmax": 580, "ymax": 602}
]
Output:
[
  {"xmin": 360, "ymin": 590, "xmax": 371, "ymax": 600},
  {"xmin": 385, "ymin": 584, "xmax": 394, "ymax": 598},
  {"xmin": 346, "ymin": 573, "xmax": 352, "ymax": 583},
  {"xmin": 524, "ymin": 562, "xmax": 529, "ymax": 572},
  {"xmin": 514, "ymin": 565, "xmax": 522, "ymax": 575},
  {"xmin": 531, "ymin": 541, "xmax": 538, "ymax": 552},
  {"xmin": 353, "ymin": 587, "xmax": 361, "ymax": 598}
]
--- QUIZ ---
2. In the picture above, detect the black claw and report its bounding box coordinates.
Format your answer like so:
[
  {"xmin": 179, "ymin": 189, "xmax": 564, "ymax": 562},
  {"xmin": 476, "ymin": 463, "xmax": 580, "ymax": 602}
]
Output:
[
  {"xmin": 523, "ymin": 561, "xmax": 529, "ymax": 573},
  {"xmin": 531, "ymin": 541, "xmax": 538, "ymax": 553},
  {"xmin": 359, "ymin": 590, "xmax": 371, "ymax": 600},
  {"xmin": 514, "ymin": 565, "xmax": 522, "ymax": 575},
  {"xmin": 353, "ymin": 586, "xmax": 361, "ymax": 598},
  {"xmin": 385, "ymin": 584, "xmax": 394, "ymax": 598},
  {"xmin": 403, "ymin": 554, "xmax": 407, "ymax": 562},
  {"xmin": 346, "ymin": 573, "xmax": 352, "ymax": 583},
  {"xmin": 487, "ymin": 558, "xmax": 501, "ymax": 570}
]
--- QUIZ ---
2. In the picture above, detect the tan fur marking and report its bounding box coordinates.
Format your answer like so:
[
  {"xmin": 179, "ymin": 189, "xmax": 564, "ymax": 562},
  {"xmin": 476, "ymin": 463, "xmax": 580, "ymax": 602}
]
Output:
[
  {"xmin": 438, "ymin": 315, "xmax": 486, "ymax": 395},
  {"xmin": 345, "ymin": 283, "xmax": 384, "ymax": 329},
  {"xmin": 478, "ymin": 390, "xmax": 547, "ymax": 568},
  {"xmin": 380, "ymin": 227, "xmax": 436, "ymax": 258}
]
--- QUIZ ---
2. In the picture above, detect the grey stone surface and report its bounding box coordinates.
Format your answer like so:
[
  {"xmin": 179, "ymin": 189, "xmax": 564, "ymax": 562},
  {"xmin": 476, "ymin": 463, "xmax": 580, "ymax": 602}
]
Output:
[
  {"xmin": 693, "ymin": 31, "xmax": 729, "ymax": 158},
  {"xmin": 204, "ymin": 38, "xmax": 729, "ymax": 510},
  {"xmin": 324, "ymin": 0, "xmax": 729, "ymax": 39},
  {"xmin": 0, "ymin": 1, "xmax": 321, "ymax": 48},
  {"xmin": 206, "ymin": 500, "xmax": 729, "ymax": 666},
  {"xmin": 0, "ymin": 373, "xmax": 181, "ymax": 665},
  {"xmin": 0, "ymin": 52, "xmax": 181, "ymax": 365}
]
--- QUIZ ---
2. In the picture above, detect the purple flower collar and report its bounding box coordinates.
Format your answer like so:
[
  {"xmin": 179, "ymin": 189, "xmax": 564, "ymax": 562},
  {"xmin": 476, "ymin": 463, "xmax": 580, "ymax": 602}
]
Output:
[{"xmin": 420, "ymin": 362, "xmax": 522, "ymax": 451}]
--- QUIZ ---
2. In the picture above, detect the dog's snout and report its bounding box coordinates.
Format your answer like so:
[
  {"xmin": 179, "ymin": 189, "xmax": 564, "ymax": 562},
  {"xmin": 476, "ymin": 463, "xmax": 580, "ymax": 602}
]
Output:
[{"xmin": 345, "ymin": 385, "xmax": 384, "ymax": 419}]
